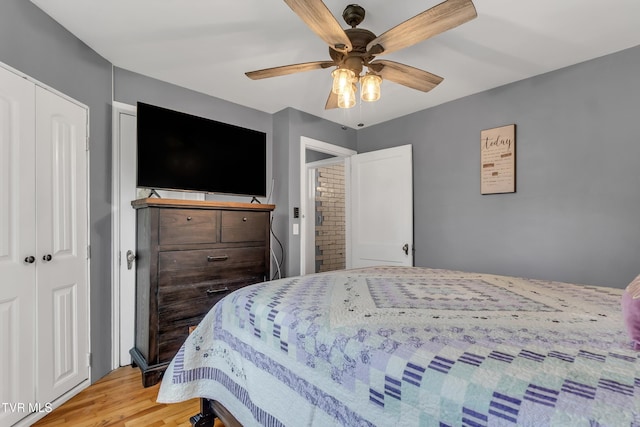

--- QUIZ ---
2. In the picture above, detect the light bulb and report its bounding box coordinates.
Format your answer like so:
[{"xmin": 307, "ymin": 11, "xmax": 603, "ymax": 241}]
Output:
[
  {"xmin": 360, "ymin": 73, "xmax": 382, "ymax": 102},
  {"xmin": 338, "ymin": 83, "xmax": 357, "ymax": 109},
  {"xmin": 331, "ymin": 68, "xmax": 355, "ymax": 96}
]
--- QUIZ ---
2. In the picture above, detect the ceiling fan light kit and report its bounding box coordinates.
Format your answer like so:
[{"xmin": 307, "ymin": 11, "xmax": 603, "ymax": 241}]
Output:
[{"xmin": 246, "ymin": 0, "xmax": 477, "ymax": 110}]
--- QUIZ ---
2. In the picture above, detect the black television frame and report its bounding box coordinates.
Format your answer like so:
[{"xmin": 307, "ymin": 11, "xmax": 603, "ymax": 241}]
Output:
[{"xmin": 136, "ymin": 102, "xmax": 267, "ymax": 198}]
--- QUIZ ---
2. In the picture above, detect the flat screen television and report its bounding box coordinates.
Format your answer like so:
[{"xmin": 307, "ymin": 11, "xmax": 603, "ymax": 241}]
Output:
[{"xmin": 136, "ymin": 102, "xmax": 267, "ymax": 197}]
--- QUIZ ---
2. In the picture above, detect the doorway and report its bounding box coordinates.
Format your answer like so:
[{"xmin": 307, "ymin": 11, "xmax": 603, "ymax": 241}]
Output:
[
  {"xmin": 311, "ymin": 159, "xmax": 347, "ymax": 273},
  {"xmin": 300, "ymin": 137, "xmax": 356, "ymax": 275}
]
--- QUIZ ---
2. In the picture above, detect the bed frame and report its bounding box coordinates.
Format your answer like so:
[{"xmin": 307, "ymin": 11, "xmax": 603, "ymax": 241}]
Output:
[{"xmin": 190, "ymin": 398, "xmax": 241, "ymax": 427}]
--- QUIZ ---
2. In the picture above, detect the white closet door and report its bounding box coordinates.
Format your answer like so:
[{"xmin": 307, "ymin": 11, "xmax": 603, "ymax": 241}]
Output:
[
  {"xmin": 0, "ymin": 67, "xmax": 37, "ymax": 427},
  {"xmin": 35, "ymin": 86, "xmax": 89, "ymax": 404}
]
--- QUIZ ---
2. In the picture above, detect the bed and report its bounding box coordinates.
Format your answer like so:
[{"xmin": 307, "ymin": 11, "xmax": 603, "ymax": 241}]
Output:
[{"xmin": 157, "ymin": 266, "xmax": 640, "ymax": 426}]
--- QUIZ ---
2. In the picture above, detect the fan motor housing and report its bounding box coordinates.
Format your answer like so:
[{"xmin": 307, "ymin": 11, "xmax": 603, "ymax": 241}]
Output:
[{"xmin": 329, "ymin": 27, "xmax": 377, "ymax": 70}]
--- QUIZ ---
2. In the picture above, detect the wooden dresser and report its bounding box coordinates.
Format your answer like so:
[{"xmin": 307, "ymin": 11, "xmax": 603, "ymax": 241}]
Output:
[{"xmin": 129, "ymin": 198, "xmax": 275, "ymax": 387}]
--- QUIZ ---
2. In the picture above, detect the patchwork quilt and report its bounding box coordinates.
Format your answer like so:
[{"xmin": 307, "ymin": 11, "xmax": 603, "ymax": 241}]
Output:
[{"xmin": 157, "ymin": 267, "xmax": 640, "ymax": 426}]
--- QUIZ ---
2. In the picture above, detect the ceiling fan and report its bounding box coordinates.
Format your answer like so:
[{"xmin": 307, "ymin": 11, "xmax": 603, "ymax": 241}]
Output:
[{"xmin": 245, "ymin": 0, "xmax": 477, "ymax": 109}]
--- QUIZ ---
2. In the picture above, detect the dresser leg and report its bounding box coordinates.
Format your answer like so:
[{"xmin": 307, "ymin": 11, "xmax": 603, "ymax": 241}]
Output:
[{"xmin": 130, "ymin": 347, "xmax": 167, "ymax": 387}]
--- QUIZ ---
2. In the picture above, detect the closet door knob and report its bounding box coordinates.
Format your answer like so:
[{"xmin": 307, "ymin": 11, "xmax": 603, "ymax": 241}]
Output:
[
  {"xmin": 24, "ymin": 256, "xmax": 35, "ymax": 264},
  {"xmin": 42, "ymin": 254, "xmax": 52, "ymax": 262}
]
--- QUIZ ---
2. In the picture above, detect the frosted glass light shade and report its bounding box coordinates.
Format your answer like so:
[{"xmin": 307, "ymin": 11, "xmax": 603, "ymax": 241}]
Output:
[
  {"xmin": 332, "ymin": 68, "xmax": 355, "ymax": 96},
  {"xmin": 338, "ymin": 84, "xmax": 357, "ymax": 109},
  {"xmin": 360, "ymin": 73, "xmax": 382, "ymax": 102}
]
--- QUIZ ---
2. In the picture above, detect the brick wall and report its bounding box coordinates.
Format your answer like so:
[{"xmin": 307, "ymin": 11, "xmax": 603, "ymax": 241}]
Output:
[{"xmin": 315, "ymin": 164, "xmax": 346, "ymax": 272}]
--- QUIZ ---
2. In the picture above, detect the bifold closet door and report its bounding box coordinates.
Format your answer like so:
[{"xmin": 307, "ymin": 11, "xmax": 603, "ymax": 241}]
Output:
[
  {"xmin": 0, "ymin": 65, "xmax": 37, "ymax": 427},
  {"xmin": 35, "ymin": 86, "xmax": 89, "ymax": 405}
]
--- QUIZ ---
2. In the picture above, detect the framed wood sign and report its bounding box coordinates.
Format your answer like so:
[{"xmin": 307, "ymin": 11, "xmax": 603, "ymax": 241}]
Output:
[{"xmin": 480, "ymin": 124, "xmax": 516, "ymax": 194}]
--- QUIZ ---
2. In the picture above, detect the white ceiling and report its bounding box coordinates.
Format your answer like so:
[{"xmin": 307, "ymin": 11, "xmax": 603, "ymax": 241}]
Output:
[{"xmin": 31, "ymin": 0, "xmax": 640, "ymax": 129}]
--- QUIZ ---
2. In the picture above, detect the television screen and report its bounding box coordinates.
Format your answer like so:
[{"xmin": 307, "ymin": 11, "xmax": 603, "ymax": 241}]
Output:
[{"xmin": 136, "ymin": 102, "xmax": 267, "ymax": 197}]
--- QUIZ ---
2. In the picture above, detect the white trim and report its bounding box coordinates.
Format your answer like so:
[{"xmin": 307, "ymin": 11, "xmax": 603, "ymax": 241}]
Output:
[
  {"xmin": 111, "ymin": 101, "xmax": 137, "ymax": 369},
  {"xmin": 299, "ymin": 137, "xmax": 356, "ymax": 276},
  {"xmin": 85, "ymin": 101, "xmax": 92, "ymax": 386}
]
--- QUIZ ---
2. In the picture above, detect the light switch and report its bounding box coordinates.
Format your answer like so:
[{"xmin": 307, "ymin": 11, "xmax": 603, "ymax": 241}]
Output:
[{"xmin": 293, "ymin": 223, "xmax": 299, "ymax": 235}]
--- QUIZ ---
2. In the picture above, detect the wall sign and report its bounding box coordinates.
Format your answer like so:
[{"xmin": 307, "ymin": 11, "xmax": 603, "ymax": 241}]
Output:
[{"xmin": 480, "ymin": 124, "xmax": 516, "ymax": 194}]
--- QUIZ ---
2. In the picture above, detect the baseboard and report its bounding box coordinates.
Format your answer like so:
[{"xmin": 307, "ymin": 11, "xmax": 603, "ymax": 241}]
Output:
[{"xmin": 10, "ymin": 379, "xmax": 90, "ymax": 427}]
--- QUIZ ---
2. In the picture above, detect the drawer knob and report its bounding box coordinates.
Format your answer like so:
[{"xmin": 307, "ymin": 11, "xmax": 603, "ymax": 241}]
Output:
[
  {"xmin": 207, "ymin": 255, "xmax": 229, "ymax": 262},
  {"xmin": 186, "ymin": 216, "xmax": 192, "ymax": 221},
  {"xmin": 242, "ymin": 217, "xmax": 248, "ymax": 222},
  {"xmin": 206, "ymin": 287, "xmax": 229, "ymax": 295}
]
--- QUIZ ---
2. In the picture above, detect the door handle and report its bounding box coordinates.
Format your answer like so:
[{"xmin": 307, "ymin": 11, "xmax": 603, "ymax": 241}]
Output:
[
  {"xmin": 126, "ymin": 250, "xmax": 136, "ymax": 270},
  {"xmin": 402, "ymin": 243, "xmax": 409, "ymax": 255}
]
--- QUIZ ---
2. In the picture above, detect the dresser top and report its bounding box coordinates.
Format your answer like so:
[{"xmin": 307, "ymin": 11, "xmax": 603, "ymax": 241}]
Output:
[{"xmin": 131, "ymin": 198, "xmax": 275, "ymax": 212}]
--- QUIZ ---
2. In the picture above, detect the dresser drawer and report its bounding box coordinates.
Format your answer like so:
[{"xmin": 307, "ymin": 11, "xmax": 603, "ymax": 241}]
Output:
[
  {"xmin": 158, "ymin": 269, "xmax": 265, "ymax": 304},
  {"xmin": 157, "ymin": 276, "xmax": 262, "ymax": 361},
  {"xmin": 159, "ymin": 208, "xmax": 218, "ymax": 245},
  {"xmin": 158, "ymin": 278, "xmax": 257, "ymax": 323},
  {"xmin": 221, "ymin": 211, "xmax": 268, "ymax": 243},
  {"xmin": 158, "ymin": 246, "xmax": 266, "ymax": 274}
]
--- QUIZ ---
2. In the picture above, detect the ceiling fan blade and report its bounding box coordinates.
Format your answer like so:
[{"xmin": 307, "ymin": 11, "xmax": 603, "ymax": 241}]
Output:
[
  {"xmin": 369, "ymin": 60, "xmax": 443, "ymax": 92},
  {"xmin": 246, "ymin": 61, "xmax": 335, "ymax": 80},
  {"xmin": 325, "ymin": 89, "xmax": 338, "ymax": 109},
  {"xmin": 283, "ymin": 0, "xmax": 352, "ymax": 53},
  {"xmin": 366, "ymin": 0, "xmax": 477, "ymax": 56}
]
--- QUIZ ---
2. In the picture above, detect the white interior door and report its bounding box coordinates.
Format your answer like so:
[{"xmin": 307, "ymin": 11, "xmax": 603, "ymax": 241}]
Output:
[
  {"xmin": 112, "ymin": 102, "xmax": 206, "ymax": 368},
  {"xmin": 35, "ymin": 86, "xmax": 89, "ymax": 404},
  {"xmin": 0, "ymin": 65, "xmax": 37, "ymax": 427},
  {"xmin": 116, "ymin": 105, "xmax": 137, "ymax": 366},
  {"xmin": 350, "ymin": 144, "xmax": 413, "ymax": 267}
]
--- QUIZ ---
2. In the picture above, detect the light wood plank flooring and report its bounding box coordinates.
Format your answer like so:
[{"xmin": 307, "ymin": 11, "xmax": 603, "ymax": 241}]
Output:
[{"xmin": 32, "ymin": 366, "xmax": 200, "ymax": 427}]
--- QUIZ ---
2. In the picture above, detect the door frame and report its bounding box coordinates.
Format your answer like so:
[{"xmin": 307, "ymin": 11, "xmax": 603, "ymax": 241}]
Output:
[
  {"xmin": 299, "ymin": 136, "xmax": 356, "ymax": 276},
  {"xmin": 110, "ymin": 101, "xmax": 136, "ymax": 369}
]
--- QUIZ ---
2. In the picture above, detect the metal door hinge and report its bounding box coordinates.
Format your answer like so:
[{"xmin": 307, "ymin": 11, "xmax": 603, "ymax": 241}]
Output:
[
  {"xmin": 87, "ymin": 352, "xmax": 92, "ymax": 367},
  {"xmin": 87, "ymin": 245, "xmax": 91, "ymax": 260}
]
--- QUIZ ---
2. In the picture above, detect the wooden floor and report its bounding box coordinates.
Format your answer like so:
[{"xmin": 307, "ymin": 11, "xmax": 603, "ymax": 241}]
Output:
[{"xmin": 32, "ymin": 366, "xmax": 200, "ymax": 427}]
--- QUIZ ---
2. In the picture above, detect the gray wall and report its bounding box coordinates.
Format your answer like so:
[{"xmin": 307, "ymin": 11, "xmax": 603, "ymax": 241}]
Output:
[
  {"xmin": 358, "ymin": 45, "xmax": 640, "ymax": 289},
  {"xmin": 273, "ymin": 108, "xmax": 357, "ymax": 277},
  {"xmin": 0, "ymin": 0, "xmax": 113, "ymax": 381}
]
